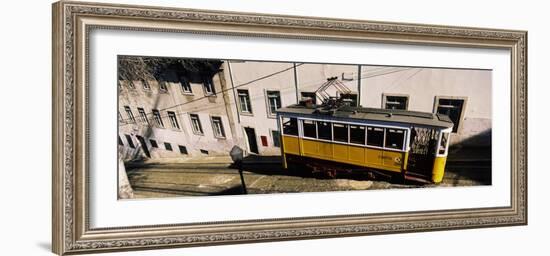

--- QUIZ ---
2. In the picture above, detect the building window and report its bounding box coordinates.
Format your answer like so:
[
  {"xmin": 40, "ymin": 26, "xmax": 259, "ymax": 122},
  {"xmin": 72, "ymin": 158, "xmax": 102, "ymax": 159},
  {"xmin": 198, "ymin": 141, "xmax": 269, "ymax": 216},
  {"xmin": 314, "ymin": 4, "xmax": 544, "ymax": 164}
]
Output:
[
  {"xmin": 159, "ymin": 81, "xmax": 168, "ymax": 93},
  {"xmin": 167, "ymin": 111, "xmax": 180, "ymax": 129},
  {"xmin": 436, "ymin": 98, "xmax": 465, "ymax": 133},
  {"xmin": 301, "ymin": 92, "xmax": 317, "ymax": 105},
  {"xmin": 178, "ymin": 145, "xmax": 188, "ymax": 155},
  {"xmin": 302, "ymin": 120, "xmax": 317, "ymax": 138},
  {"xmin": 203, "ymin": 76, "xmax": 215, "ymax": 95},
  {"xmin": 141, "ymin": 79, "xmax": 150, "ymax": 90},
  {"xmin": 266, "ymin": 90, "xmax": 281, "ymax": 117},
  {"xmin": 384, "ymin": 95, "xmax": 409, "ymax": 110},
  {"xmin": 189, "ymin": 114, "xmax": 203, "ymax": 135},
  {"xmin": 211, "ymin": 116, "xmax": 226, "ymax": 138},
  {"xmin": 124, "ymin": 106, "xmax": 135, "ymax": 123},
  {"xmin": 385, "ymin": 128, "xmax": 405, "ymax": 150},
  {"xmin": 282, "ymin": 117, "xmax": 298, "ymax": 136},
  {"xmin": 238, "ymin": 89, "xmax": 253, "ymax": 114},
  {"xmin": 340, "ymin": 93, "xmax": 358, "ymax": 106},
  {"xmin": 341, "ymin": 72, "xmax": 354, "ymax": 81},
  {"xmin": 200, "ymin": 149, "xmax": 209, "ymax": 155},
  {"xmin": 333, "ymin": 123, "xmax": 349, "ymax": 142},
  {"xmin": 124, "ymin": 134, "xmax": 135, "ymax": 148},
  {"xmin": 164, "ymin": 142, "xmax": 173, "ymax": 151},
  {"xmin": 137, "ymin": 107, "xmax": 149, "ymax": 124},
  {"xmin": 350, "ymin": 125, "xmax": 366, "ymax": 145},
  {"xmin": 317, "ymin": 121, "xmax": 332, "ymax": 141},
  {"xmin": 272, "ymin": 130, "xmax": 281, "ymax": 147},
  {"xmin": 149, "ymin": 139, "xmax": 158, "ymax": 148},
  {"xmin": 366, "ymin": 126, "xmax": 384, "ymax": 147},
  {"xmin": 117, "ymin": 136, "xmax": 124, "ymax": 146},
  {"xmin": 179, "ymin": 76, "xmax": 192, "ymax": 94},
  {"xmin": 152, "ymin": 109, "xmax": 164, "ymax": 128}
]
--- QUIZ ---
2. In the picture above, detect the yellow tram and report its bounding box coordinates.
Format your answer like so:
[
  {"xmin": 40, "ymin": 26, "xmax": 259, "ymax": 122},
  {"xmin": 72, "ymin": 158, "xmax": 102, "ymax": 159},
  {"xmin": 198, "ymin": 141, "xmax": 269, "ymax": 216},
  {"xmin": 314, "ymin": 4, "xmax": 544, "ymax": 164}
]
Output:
[{"xmin": 276, "ymin": 100, "xmax": 453, "ymax": 183}]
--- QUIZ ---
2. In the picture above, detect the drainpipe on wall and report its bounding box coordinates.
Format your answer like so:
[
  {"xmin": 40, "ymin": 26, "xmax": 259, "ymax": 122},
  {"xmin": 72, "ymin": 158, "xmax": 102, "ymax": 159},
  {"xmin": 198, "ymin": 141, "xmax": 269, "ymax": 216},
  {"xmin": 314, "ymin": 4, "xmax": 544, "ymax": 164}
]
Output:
[
  {"xmin": 226, "ymin": 61, "xmax": 240, "ymax": 124},
  {"xmin": 219, "ymin": 62, "xmax": 239, "ymax": 142}
]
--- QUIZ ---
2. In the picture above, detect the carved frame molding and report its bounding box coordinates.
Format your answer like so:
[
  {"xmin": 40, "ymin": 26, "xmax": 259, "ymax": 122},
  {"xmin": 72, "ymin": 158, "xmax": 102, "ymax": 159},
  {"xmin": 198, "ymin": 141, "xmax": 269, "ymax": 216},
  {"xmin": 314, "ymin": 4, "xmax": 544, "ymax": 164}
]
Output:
[{"xmin": 52, "ymin": 1, "xmax": 527, "ymax": 255}]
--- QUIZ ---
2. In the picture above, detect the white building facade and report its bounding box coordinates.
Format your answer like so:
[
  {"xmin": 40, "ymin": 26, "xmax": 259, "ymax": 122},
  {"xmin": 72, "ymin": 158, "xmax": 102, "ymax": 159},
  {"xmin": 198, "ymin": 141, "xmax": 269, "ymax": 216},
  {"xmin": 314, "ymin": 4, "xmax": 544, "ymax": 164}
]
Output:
[
  {"xmin": 118, "ymin": 59, "xmax": 239, "ymax": 161},
  {"xmin": 119, "ymin": 57, "xmax": 491, "ymax": 161}
]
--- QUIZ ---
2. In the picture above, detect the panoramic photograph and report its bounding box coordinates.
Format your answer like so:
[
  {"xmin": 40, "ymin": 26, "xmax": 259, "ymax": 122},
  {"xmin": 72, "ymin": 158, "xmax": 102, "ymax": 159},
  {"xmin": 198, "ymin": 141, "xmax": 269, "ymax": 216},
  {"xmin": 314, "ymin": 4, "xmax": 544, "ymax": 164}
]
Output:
[{"xmin": 117, "ymin": 56, "xmax": 492, "ymax": 199}]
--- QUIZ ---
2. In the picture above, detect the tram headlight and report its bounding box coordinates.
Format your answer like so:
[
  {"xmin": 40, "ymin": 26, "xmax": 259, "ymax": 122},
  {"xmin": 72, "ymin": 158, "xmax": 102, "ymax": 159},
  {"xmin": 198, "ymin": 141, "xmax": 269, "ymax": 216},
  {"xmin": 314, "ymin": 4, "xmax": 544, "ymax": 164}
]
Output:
[{"xmin": 394, "ymin": 157, "xmax": 401, "ymax": 164}]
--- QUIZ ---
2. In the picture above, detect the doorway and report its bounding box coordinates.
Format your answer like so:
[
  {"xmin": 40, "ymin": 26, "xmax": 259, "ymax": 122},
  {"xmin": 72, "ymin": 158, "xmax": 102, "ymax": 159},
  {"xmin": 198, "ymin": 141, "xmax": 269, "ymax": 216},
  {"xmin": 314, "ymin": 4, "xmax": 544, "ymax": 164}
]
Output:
[
  {"xmin": 244, "ymin": 127, "xmax": 259, "ymax": 154},
  {"xmin": 406, "ymin": 127, "xmax": 437, "ymax": 178},
  {"xmin": 136, "ymin": 135, "xmax": 151, "ymax": 158}
]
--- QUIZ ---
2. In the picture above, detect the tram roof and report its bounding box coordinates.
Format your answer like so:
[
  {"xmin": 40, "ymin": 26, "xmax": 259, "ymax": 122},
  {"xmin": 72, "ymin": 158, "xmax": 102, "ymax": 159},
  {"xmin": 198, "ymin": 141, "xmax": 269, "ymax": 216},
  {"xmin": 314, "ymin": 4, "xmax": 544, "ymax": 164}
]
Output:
[{"xmin": 277, "ymin": 104, "xmax": 454, "ymax": 128}]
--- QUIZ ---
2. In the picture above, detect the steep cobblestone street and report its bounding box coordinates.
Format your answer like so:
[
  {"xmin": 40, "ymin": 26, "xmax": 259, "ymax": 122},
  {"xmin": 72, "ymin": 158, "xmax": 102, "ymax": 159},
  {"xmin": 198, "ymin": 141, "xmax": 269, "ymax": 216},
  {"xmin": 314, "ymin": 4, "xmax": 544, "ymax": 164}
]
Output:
[{"xmin": 125, "ymin": 156, "xmax": 490, "ymax": 198}]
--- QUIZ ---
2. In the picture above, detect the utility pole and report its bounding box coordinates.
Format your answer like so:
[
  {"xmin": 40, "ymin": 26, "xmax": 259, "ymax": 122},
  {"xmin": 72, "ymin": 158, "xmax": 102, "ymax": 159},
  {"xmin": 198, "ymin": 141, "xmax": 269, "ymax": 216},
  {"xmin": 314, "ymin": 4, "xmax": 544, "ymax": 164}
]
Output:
[
  {"xmin": 357, "ymin": 65, "xmax": 362, "ymax": 107},
  {"xmin": 293, "ymin": 63, "xmax": 299, "ymax": 103}
]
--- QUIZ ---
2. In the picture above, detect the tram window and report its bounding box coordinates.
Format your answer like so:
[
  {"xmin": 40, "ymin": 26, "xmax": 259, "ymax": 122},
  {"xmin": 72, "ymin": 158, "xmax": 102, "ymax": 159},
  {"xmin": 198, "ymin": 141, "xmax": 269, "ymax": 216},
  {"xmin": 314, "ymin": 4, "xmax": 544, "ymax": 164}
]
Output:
[
  {"xmin": 302, "ymin": 120, "xmax": 317, "ymax": 138},
  {"xmin": 317, "ymin": 121, "xmax": 332, "ymax": 140},
  {"xmin": 349, "ymin": 125, "xmax": 365, "ymax": 145},
  {"xmin": 333, "ymin": 123, "xmax": 348, "ymax": 142},
  {"xmin": 350, "ymin": 125, "xmax": 366, "ymax": 145},
  {"xmin": 385, "ymin": 128, "xmax": 405, "ymax": 150},
  {"xmin": 439, "ymin": 132, "xmax": 449, "ymax": 155},
  {"xmin": 366, "ymin": 127, "xmax": 384, "ymax": 147},
  {"xmin": 282, "ymin": 117, "xmax": 298, "ymax": 136}
]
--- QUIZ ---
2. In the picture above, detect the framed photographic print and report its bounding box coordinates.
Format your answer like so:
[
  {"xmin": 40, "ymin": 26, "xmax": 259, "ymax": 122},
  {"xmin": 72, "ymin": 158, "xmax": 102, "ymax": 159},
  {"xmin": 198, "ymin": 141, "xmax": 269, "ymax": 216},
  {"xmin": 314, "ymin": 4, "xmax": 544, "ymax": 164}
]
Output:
[{"xmin": 52, "ymin": 1, "xmax": 527, "ymax": 255}]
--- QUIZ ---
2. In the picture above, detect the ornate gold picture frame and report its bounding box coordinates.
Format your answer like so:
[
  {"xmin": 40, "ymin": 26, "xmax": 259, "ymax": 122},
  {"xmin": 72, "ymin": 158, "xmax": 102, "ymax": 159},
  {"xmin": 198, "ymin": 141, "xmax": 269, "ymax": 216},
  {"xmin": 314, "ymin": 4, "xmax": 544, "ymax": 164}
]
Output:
[{"xmin": 52, "ymin": 1, "xmax": 527, "ymax": 255}]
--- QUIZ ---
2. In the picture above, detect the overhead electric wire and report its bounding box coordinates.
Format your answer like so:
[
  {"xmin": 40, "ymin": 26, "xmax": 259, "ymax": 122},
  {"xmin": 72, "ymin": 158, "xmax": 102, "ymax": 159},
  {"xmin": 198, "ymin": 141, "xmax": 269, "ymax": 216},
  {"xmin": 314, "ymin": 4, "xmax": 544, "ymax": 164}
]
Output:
[
  {"xmin": 119, "ymin": 63, "xmax": 304, "ymax": 124},
  {"xmin": 118, "ymin": 64, "xmax": 416, "ymax": 124}
]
